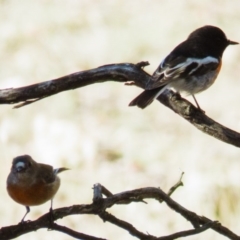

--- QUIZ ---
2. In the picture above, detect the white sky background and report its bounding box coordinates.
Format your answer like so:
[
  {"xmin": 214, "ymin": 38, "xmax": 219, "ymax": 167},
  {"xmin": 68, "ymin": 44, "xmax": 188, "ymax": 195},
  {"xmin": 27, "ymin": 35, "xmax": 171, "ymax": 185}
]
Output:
[{"xmin": 0, "ymin": 1, "xmax": 240, "ymax": 239}]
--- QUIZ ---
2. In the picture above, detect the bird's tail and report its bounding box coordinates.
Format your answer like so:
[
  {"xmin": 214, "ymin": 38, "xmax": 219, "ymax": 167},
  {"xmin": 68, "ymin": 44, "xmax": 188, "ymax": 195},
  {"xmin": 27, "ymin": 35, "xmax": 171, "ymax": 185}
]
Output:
[
  {"xmin": 129, "ymin": 87, "xmax": 164, "ymax": 109},
  {"xmin": 54, "ymin": 167, "xmax": 69, "ymax": 175}
]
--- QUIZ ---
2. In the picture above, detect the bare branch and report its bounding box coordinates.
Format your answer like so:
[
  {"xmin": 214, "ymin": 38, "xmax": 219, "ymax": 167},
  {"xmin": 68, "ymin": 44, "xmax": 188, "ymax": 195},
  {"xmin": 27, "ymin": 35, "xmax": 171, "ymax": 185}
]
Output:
[
  {"xmin": 0, "ymin": 63, "xmax": 150, "ymax": 107},
  {"xmin": 51, "ymin": 223, "xmax": 107, "ymax": 240},
  {"xmin": 99, "ymin": 211, "xmax": 153, "ymax": 239},
  {"xmin": 157, "ymin": 221, "xmax": 219, "ymax": 240},
  {"xmin": 158, "ymin": 90, "xmax": 240, "ymax": 148},
  {"xmin": 1, "ymin": 183, "xmax": 239, "ymax": 240},
  {"xmin": 166, "ymin": 172, "xmax": 184, "ymax": 198},
  {"xmin": 0, "ymin": 62, "xmax": 240, "ymax": 147}
]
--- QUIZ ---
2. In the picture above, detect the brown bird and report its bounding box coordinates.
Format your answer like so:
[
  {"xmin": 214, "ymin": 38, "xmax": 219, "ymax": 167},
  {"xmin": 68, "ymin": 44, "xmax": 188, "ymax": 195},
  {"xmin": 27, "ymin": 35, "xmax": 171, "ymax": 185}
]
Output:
[{"xmin": 7, "ymin": 155, "xmax": 68, "ymax": 222}]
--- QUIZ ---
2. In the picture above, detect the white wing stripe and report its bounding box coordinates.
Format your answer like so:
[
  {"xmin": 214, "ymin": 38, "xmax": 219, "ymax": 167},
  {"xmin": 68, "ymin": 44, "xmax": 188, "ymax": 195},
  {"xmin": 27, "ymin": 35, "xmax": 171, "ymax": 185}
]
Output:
[{"xmin": 164, "ymin": 56, "xmax": 218, "ymax": 78}]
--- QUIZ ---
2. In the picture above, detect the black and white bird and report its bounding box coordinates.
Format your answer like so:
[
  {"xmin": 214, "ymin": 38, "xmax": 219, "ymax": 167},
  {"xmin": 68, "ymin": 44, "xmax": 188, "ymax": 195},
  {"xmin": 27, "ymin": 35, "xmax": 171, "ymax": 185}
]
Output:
[{"xmin": 129, "ymin": 25, "xmax": 238, "ymax": 110}]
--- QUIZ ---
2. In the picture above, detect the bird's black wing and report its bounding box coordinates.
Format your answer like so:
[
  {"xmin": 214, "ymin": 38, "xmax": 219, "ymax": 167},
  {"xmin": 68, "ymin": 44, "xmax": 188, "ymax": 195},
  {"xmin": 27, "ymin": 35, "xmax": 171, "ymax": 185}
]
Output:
[{"xmin": 147, "ymin": 56, "xmax": 219, "ymax": 90}]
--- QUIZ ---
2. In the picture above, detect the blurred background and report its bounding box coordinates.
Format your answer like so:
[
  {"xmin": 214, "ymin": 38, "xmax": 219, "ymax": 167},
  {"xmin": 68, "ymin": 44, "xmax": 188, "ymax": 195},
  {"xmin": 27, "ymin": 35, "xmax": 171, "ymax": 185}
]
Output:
[{"xmin": 0, "ymin": 0, "xmax": 240, "ymax": 239}]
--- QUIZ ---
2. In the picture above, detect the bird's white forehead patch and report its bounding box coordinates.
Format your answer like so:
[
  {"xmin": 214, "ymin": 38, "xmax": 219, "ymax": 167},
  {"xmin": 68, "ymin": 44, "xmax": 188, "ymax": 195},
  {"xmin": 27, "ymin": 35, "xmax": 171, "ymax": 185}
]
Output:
[{"xmin": 15, "ymin": 161, "xmax": 25, "ymax": 168}]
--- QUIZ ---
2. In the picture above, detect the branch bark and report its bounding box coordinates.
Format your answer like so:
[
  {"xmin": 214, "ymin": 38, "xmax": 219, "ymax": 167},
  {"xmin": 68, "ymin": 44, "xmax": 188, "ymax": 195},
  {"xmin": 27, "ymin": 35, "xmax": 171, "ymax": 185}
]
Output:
[
  {"xmin": 0, "ymin": 182, "xmax": 239, "ymax": 240},
  {"xmin": 0, "ymin": 62, "xmax": 239, "ymax": 147}
]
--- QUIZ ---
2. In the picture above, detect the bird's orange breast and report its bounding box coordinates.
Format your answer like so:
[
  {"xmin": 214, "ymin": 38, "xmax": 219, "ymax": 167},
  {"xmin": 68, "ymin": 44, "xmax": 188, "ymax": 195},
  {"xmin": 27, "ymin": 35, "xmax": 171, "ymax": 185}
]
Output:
[{"xmin": 7, "ymin": 179, "xmax": 60, "ymax": 206}]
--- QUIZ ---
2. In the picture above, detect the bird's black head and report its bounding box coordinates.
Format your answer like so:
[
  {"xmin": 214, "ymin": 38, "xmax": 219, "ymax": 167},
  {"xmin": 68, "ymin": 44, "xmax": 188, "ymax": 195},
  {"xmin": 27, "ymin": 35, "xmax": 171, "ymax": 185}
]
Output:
[
  {"xmin": 12, "ymin": 155, "xmax": 33, "ymax": 173},
  {"xmin": 187, "ymin": 25, "xmax": 238, "ymax": 56}
]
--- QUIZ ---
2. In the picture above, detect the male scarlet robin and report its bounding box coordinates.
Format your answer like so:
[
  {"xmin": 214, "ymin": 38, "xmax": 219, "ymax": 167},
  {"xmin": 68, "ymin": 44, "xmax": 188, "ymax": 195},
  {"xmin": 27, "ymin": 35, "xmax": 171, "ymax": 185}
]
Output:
[
  {"xmin": 129, "ymin": 25, "xmax": 238, "ymax": 110},
  {"xmin": 7, "ymin": 155, "xmax": 68, "ymax": 222}
]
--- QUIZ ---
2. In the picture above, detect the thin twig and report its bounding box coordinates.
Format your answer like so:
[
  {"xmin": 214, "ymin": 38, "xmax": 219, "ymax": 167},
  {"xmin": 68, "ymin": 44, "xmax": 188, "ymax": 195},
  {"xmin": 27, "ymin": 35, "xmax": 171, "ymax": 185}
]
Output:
[
  {"xmin": 157, "ymin": 221, "xmax": 219, "ymax": 240},
  {"xmin": 166, "ymin": 172, "xmax": 184, "ymax": 198},
  {"xmin": 51, "ymin": 223, "xmax": 107, "ymax": 240},
  {"xmin": 99, "ymin": 211, "xmax": 154, "ymax": 239}
]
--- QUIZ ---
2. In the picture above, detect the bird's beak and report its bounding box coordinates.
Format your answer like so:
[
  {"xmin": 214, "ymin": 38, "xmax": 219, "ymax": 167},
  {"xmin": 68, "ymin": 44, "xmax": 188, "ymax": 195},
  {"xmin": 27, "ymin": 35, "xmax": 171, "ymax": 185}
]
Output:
[{"xmin": 228, "ymin": 39, "xmax": 239, "ymax": 45}]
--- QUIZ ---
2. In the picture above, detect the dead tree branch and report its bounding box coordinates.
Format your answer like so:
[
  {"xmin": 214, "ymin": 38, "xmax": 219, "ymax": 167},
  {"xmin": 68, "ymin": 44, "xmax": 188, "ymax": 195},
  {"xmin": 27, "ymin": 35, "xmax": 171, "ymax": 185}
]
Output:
[
  {"xmin": 0, "ymin": 62, "xmax": 240, "ymax": 148},
  {"xmin": 0, "ymin": 180, "xmax": 239, "ymax": 240}
]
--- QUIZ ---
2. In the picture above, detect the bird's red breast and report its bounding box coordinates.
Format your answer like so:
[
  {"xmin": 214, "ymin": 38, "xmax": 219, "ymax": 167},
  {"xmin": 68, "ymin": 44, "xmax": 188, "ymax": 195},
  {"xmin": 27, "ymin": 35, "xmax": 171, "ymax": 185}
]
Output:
[{"xmin": 7, "ymin": 176, "xmax": 60, "ymax": 206}]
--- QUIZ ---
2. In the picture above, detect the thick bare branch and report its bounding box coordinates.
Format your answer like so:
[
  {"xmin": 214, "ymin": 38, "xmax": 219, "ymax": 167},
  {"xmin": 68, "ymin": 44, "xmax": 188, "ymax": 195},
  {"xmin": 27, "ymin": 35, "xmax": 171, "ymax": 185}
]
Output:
[
  {"xmin": 0, "ymin": 183, "xmax": 239, "ymax": 240},
  {"xmin": 0, "ymin": 62, "xmax": 150, "ymax": 107},
  {"xmin": 158, "ymin": 90, "xmax": 240, "ymax": 148},
  {"xmin": 0, "ymin": 62, "xmax": 240, "ymax": 147}
]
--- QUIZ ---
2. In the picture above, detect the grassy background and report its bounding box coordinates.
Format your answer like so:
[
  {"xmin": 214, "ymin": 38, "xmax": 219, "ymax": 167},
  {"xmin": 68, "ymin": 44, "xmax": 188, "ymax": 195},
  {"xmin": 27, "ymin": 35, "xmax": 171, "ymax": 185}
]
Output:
[{"xmin": 0, "ymin": 1, "xmax": 240, "ymax": 239}]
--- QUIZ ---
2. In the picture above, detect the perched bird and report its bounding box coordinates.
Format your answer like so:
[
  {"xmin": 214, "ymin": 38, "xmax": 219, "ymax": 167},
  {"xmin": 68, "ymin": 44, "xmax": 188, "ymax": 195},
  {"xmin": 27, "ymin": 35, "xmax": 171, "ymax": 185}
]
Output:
[
  {"xmin": 129, "ymin": 25, "xmax": 238, "ymax": 110},
  {"xmin": 7, "ymin": 155, "xmax": 68, "ymax": 222}
]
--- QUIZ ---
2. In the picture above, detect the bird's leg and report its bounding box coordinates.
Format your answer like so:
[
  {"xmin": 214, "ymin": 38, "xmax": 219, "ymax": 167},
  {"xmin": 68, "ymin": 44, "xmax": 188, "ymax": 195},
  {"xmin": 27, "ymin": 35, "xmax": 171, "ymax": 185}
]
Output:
[
  {"xmin": 191, "ymin": 94, "xmax": 205, "ymax": 113},
  {"xmin": 48, "ymin": 199, "xmax": 54, "ymax": 229},
  {"xmin": 20, "ymin": 206, "xmax": 30, "ymax": 223}
]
